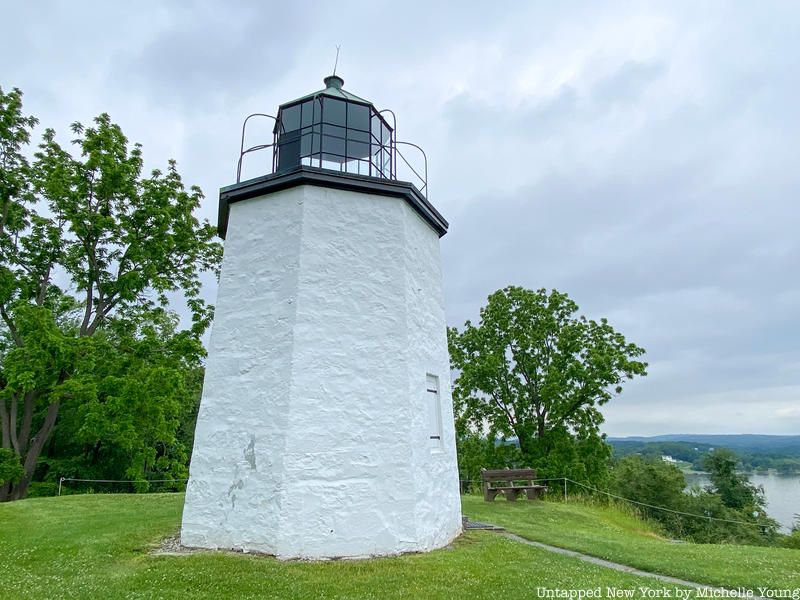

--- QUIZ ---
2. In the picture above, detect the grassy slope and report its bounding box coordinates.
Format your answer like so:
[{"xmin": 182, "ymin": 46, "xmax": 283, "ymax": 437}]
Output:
[
  {"xmin": 1, "ymin": 493, "xmax": 682, "ymax": 600},
  {"xmin": 462, "ymin": 495, "xmax": 800, "ymax": 591}
]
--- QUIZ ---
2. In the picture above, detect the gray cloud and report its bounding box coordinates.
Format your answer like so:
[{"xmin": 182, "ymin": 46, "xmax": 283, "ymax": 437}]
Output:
[{"xmin": 114, "ymin": 1, "xmax": 305, "ymax": 112}]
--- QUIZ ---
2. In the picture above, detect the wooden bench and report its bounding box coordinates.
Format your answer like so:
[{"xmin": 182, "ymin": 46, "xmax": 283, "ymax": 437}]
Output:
[{"xmin": 481, "ymin": 468, "xmax": 547, "ymax": 502}]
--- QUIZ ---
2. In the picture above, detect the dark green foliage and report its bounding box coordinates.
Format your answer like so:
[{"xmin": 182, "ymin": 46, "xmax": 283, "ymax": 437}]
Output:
[
  {"xmin": 455, "ymin": 432, "xmax": 523, "ymax": 491},
  {"xmin": 608, "ymin": 455, "xmax": 779, "ymax": 545},
  {"xmin": 40, "ymin": 309, "xmax": 205, "ymax": 493},
  {"xmin": 613, "ymin": 434, "xmax": 800, "ymax": 454},
  {"xmin": 610, "ymin": 440, "xmax": 712, "ymax": 464},
  {"xmin": 0, "ymin": 448, "xmax": 23, "ymax": 485},
  {"xmin": 610, "ymin": 439, "xmax": 800, "ymax": 474},
  {"xmin": 609, "ymin": 455, "xmax": 687, "ymax": 530},
  {"xmin": 0, "ymin": 86, "xmax": 221, "ymax": 501},
  {"xmin": 702, "ymin": 449, "xmax": 765, "ymax": 511},
  {"xmin": 449, "ymin": 286, "xmax": 646, "ymax": 486},
  {"xmin": 780, "ymin": 517, "xmax": 800, "ymax": 549}
]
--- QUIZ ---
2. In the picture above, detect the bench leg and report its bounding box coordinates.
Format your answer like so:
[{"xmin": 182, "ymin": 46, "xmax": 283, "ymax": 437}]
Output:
[
  {"xmin": 483, "ymin": 487, "xmax": 498, "ymax": 502},
  {"xmin": 505, "ymin": 489, "xmax": 519, "ymax": 502},
  {"xmin": 525, "ymin": 488, "xmax": 541, "ymax": 500}
]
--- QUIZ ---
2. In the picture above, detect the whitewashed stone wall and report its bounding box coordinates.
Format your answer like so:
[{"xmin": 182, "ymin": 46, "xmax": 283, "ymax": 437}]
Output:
[{"xmin": 181, "ymin": 184, "xmax": 462, "ymax": 559}]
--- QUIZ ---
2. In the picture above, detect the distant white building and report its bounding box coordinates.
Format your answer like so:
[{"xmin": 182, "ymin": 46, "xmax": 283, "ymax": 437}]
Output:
[
  {"xmin": 181, "ymin": 75, "xmax": 462, "ymax": 559},
  {"xmin": 661, "ymin": 455, "xmax": 677, "ymax": 464}
]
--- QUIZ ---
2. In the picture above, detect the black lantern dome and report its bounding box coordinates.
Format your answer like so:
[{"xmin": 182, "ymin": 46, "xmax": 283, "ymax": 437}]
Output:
[{"xmin": 274, "ymin": 75, "xmax": 394, "ymax": 178}]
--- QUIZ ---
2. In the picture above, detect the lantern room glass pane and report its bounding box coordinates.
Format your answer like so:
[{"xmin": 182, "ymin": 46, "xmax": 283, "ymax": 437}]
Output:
[
  {"xmin": 301, "ymin": 100, "xmax": 314, "ymax": 128},
  {"xmin": 324, "ymin": 124, "xmax": 347, "ymax": 140},
  {"xmin": 321, "ymin": 134, "xmax": 345, "ymax": 158},
  {"xmin": 301, "ymin": 132, "xmax": 320, "ymax": 155},
  {"xmin": 277, "ymin": 130, "xmax": 301, "ymax": 171},
  {"xmin": 281, "ymin": 104, "xmax": 301, "ymax": 132},
  {"xmin": 347, "ymin": 103, "xmax": 370, "ymax": 132},
  {"xmin": 371, "ymin": 113, "xmax": 382, "ymax": 141},
  {"xmin": 322, "ymin": 98, "xmax": 346, "ymax": 125},
  {"xmin": 347, "ymin": 129, "xmax": 370, "ymax": 143},
  {"xmin": 347, "ymin": 140, "xmax": 370, "ymax": 159}
]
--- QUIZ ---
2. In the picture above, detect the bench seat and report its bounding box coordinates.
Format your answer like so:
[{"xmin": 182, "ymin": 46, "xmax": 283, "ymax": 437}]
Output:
[{"xmin": 481, "ymin": 468, "xmax": 546, "ymax": 502}]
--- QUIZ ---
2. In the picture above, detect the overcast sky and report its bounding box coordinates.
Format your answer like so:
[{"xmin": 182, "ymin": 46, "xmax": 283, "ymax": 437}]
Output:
[{"xmin": 4, "ymin": 1, "xmax": 798, "ymax": 436}]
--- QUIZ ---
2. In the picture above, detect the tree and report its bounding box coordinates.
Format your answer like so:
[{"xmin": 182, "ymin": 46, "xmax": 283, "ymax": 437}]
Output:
[
  {"xmin": 702, "ymin": 449, "xmax": 764, "ymax": 511},
  {"xmin": 609, "ymin": 455, "xmax": 688, "ymax": 531},
  {"xmin": 448, "ymin": 287, "xmax": 647, "ymax": 482},
  {"xmin": 0, "ymin": 87, "xmax": 222, "ymax": 501},
  {"xmin": 39, "ymin": 308, "xmax": 206, "ymax": 494},
  {"xmin": 608, "ymin": 453, "xmax": 778, "ymax": 544}
]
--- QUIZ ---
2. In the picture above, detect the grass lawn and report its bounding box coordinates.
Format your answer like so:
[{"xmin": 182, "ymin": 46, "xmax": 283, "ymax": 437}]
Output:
[
  {"xmin": 462, "ymin": 494, "xmax": 800, "ymax": 592},
  {"xmin": 1, "ymin": 493, "xmax": 691, "ymax": 599}
]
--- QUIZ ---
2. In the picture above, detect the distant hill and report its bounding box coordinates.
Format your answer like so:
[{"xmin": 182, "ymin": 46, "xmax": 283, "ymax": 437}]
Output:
[{"xmin": 608, "ymin": 434, "xmax": 800, "ymax": 455}]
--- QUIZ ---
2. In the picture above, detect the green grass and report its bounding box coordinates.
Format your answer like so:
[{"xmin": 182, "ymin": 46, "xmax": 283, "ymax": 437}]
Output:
[
  {"xmin": 3, "ymin": 493, "xmax": 798, "ymax": 598},
  {"xmin": 462, "ymin": 494, "xmax": 800, "ymax": 591},
  {"xmin": 1, "ymin": 493, "xmax": 690, "ymax": 599}
]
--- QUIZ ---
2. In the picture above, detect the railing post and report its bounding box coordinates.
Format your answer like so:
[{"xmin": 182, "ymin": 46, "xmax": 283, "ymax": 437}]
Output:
[
  {"xmin": 58, "ymin": 477, "xmax": 64, "ymax": 497},
  {"xmin": 563, "ymin": 477, "xmax": 567, "ymax": 502}
]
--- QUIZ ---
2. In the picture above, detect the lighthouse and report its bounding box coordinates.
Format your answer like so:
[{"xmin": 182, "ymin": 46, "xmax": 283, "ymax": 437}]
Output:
[{"xmin": 181, "ymin": 75, "xmax": 462, "ymax": 559}]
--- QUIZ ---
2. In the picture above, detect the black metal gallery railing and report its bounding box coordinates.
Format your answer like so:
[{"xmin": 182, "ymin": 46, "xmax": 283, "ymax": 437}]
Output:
[{"xmin": 235, "ymin": 107, "xmax": 429, "ymax": 198}]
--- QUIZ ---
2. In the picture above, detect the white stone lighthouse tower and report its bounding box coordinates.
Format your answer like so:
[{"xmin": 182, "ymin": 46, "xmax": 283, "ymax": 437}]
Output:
[{"xmin": 181, "ymin": 75, "xmax": 462, "ymax": 559}]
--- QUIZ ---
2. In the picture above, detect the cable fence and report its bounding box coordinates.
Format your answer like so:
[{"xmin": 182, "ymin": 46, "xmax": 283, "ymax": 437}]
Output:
[
  {"xmin": 55, "ymin": 474, "xmax": 770, "ymax": 531},
  {"xmin": 461, "ymin": 475, "xmax": 770, "ymax": 530},
  {"xmin": 57, "ymin": 477, "xmax": 189, "ymax": 496}
]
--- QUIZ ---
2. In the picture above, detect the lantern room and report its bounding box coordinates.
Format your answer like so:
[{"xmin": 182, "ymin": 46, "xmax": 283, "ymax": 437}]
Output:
[{"xmin": 273, "ymin": 75, "xmax": 394, "ymax": 178}]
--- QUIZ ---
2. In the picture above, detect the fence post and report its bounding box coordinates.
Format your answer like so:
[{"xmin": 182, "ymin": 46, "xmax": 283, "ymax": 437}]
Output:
[
  {"xmin": 563, "ymin": 477, "xmax": 567, "ymax": 502},
  {"xmin": 58, "ymin": 477, "xmax": 64, "ymax": 497}
]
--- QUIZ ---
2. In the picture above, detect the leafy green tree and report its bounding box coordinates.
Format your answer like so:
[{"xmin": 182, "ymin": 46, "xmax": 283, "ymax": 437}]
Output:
[
  {"xmin": 609, "ymin": 455, "xmax": 688, "ymax": 531},
  {"xmin": 702, "ymin": 449, "xmax": 764, "ymax": 511},
  {"xmin": 40, "ymin": 308, "xmax": 205, "ymax": 492},
  {"xmin": 448, "ymin": 287, "xmax": 647, "ymax": 483},
  {"xmin": 608, "ymin": 454, "xmax": 778, "ymax": 544},
  {"xmin": 0, "ymin": 87, "xmax": 221, "ymax": 501}
]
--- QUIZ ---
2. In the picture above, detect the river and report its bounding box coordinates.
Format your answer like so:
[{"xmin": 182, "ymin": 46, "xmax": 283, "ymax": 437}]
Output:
[{"xmin": 684, "ymin": 472, "xmax": 800, "ymax": 532}]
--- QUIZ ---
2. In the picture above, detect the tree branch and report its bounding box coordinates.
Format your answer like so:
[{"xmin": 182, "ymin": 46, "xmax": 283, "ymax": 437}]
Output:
[
  {"xmin": 78, "ymin": 229, "xmax": 101, "ymax": 336},
  {"xmin": 489, "ymin": 390, "xmax": 518, "ymax": 436},
  {"xmin": 554, "ymin": 383, "xmax": 592, "ymax": 427},
  {"xmin": 36, "ymin": 263, "xmax": 52, "ymax": 306},
  {"xmin": 508, "ymin": 342, "xmax": 545, "ymax": 430},
  {"xmin": 85, "ymin": 291, "xmax": 118, "ymax": 336},
  {"xmin": 0, "ymin": 303, "xmax": 22, "ymax": 347}
]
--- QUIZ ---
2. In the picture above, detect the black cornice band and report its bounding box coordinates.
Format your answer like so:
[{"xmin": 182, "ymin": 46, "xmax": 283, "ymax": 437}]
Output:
[{"xmin": 218, "ymin": 166, "xmax": 448, "ymax": 239}]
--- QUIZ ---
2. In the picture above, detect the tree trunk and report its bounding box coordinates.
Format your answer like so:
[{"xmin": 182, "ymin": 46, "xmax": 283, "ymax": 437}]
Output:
[
  {"xmin": 0, "ymin": 397, "xmax": 10, "ymax": 450},
  {"xmin": 517, "ymin": 434, "xmax": 536, "ymax": 462},
  {"xmin": 7, "ymin": 401, "xmax": 60, "ymax": 501},
  {"xmin": 0, "ymin": 482, "xmax": 10, "ymax": 502},
  {"xmin": 18, "ymin": 391, "xmax": 38, "ymax": 454}
]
